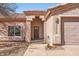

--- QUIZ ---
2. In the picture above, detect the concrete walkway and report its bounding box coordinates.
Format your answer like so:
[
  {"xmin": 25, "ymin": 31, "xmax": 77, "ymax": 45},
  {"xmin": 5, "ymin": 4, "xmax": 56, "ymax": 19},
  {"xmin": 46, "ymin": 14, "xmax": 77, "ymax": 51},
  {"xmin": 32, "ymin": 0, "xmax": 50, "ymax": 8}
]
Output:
[
  {"xmin": 24, "ymin": 40, "xmax": 79, "ymax": 56},
  {"xmin": 24, "ymin": 43, "xmax": 47, "ymax": 56}
]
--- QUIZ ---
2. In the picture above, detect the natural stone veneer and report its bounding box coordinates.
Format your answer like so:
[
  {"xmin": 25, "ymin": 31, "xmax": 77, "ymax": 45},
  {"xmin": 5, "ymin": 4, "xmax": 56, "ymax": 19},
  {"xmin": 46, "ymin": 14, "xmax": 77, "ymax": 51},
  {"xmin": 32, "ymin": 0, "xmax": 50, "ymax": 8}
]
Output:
[
  {"xmin": 0, "ymin": 22, "xmax": 26, "ymax": 41},
  {"xmin": 26, "ymin": 21, "xmax": 31, "ymax": 43}
]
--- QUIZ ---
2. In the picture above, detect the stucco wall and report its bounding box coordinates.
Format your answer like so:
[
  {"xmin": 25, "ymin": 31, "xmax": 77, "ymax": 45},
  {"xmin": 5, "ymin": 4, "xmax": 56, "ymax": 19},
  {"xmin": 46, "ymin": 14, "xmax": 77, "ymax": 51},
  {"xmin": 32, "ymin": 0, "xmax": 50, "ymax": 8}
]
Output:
[
  {"xmin": 45, "ymin": 16, "xmax": 54, "ymax": 45},
  {"xmin": 53, "ymin": 7, "xmax": 79, "ymax": 44},
  {"xmin": 0, "ymin": 22, "xmax": 26, "ymax": 41},
  {"xmin": 44, "ymin": 22, "xmax": 47, "ymax": 43},
  {"xmin": 59, "ymin": 8, "xmax": 79, "ymax": 15}
]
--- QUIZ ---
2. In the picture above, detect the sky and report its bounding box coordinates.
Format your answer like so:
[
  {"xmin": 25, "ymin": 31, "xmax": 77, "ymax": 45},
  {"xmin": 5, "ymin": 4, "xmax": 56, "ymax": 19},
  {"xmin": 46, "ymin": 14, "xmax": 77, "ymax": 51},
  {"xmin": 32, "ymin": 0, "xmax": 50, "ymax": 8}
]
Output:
[{"xmin": 15, "ymin": 3, "xmax": 60, "ymax": 13}]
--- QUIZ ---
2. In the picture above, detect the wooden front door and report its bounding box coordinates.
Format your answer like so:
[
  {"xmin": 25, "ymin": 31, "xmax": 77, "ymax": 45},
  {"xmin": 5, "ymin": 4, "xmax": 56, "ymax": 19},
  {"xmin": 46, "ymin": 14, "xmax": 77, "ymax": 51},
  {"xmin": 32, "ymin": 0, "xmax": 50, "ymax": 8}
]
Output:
[{"xmin": 34, "ymin": 26, "xmax": 39, "ymax": 39}]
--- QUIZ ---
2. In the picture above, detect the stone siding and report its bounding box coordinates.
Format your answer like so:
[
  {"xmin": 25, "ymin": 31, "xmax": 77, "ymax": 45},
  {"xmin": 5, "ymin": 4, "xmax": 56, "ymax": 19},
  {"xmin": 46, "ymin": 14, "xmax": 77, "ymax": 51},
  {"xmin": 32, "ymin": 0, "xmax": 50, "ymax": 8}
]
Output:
[{"xmin": 0, "ymin": 22, "xmax": 26, "ymax": 41}]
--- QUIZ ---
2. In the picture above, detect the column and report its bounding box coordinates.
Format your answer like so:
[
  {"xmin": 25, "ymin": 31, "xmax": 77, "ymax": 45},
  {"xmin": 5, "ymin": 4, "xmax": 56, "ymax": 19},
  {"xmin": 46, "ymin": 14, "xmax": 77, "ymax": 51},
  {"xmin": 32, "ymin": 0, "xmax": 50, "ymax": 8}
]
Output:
[
  {"xmin": 25, "ymin": 16, "xmax": 35, "ymax": 43},
  {"xmin": 25, "ymin": 21, "xmax": 31, "ymax": 43}
]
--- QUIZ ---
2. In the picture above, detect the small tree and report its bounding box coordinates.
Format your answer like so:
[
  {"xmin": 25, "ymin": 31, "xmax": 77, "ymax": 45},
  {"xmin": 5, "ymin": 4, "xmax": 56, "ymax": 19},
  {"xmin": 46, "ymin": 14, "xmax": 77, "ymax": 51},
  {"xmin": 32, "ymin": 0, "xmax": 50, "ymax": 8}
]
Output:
[
  {"xmin": 0, "ymin": 3, "xmax": 18, "ymax": 17},
  {"xmin": 0, "ymin": 3, "xmax": 17, "ymax": 12}
]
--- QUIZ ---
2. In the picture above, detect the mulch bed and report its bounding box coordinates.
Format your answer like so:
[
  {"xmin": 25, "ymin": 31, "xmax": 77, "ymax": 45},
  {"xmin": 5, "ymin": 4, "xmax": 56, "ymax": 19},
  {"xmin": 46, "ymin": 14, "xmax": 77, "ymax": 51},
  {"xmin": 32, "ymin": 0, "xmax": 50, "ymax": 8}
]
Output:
[{"xmin": 0, "ymin": 42, "xmax": 29, "ymax": 56}]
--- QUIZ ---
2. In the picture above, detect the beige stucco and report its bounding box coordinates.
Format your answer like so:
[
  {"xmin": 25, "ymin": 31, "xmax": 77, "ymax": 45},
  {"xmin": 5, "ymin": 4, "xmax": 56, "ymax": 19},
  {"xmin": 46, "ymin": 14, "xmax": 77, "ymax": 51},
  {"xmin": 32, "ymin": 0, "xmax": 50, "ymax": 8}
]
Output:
[
  {"xmin": 45, "ymin": 16, "xmax": 54, "ymax": 46},
  {"xmin": 44, "ymin": 22, "xmax": 47, "ymax": 43},
  {"xmin": 55, "ymin": 7, "xmax": 79, "ymax": 44},
  {"xmin": 46, "ymin": 6, "xmax": 79, "ymax": 46}
]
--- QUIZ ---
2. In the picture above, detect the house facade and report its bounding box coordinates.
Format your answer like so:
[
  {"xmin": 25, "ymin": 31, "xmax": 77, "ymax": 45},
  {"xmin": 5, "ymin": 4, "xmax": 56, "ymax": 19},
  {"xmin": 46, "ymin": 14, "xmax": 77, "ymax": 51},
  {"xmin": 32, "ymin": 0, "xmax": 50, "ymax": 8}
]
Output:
[
  {"xmin": 0, "ymin": 3, "xmax": 79, "ymax": 46},
  {"xmin": 45, "ymin": 3, "xmax": 79, "ymax": 46}
]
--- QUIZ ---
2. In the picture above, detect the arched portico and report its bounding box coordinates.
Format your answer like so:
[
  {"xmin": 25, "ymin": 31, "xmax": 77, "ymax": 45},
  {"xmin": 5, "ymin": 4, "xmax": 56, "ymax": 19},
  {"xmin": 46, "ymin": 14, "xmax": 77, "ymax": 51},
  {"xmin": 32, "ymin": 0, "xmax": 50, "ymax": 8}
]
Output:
[
  {"xmin": 31, "ymin": 16, "xmax": 44, "ymax": 40},
  {"xmin": 26, "ymin": 15, "xmax": 45, "ymax": 43}
]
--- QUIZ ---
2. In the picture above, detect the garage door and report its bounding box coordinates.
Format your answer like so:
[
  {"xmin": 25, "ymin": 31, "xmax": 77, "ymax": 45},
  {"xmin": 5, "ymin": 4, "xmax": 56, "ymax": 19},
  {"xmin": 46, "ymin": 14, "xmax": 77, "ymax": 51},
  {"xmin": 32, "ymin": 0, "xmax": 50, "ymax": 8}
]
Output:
[{"xmin": 62, "ymin": 18, "xmax": 79, "ymax": 45}]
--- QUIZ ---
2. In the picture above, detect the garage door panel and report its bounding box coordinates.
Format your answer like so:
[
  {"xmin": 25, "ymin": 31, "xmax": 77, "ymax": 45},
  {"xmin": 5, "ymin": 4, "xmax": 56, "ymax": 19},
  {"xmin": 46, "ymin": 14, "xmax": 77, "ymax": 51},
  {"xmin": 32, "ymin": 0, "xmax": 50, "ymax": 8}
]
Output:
[{"xmin": 63, "ymin": 19, "xmax": 79, "ymax": 45}]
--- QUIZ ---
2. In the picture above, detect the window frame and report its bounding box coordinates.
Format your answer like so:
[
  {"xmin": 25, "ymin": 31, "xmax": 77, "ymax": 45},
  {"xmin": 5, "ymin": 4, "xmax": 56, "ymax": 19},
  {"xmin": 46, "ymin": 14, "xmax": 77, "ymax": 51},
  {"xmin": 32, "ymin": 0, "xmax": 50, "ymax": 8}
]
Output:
[{"xmin": 8, "ymin": 25, "xmax": 21, "ymax": 36}]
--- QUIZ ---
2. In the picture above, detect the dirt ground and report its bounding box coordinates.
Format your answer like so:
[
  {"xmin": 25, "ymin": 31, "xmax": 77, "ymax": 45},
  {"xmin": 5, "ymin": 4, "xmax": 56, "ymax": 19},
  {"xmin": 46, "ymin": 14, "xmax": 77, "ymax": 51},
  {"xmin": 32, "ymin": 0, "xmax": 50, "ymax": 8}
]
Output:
[{"xmin": 0, "ymin": 42, "xmax": 29, "ymax": 56}]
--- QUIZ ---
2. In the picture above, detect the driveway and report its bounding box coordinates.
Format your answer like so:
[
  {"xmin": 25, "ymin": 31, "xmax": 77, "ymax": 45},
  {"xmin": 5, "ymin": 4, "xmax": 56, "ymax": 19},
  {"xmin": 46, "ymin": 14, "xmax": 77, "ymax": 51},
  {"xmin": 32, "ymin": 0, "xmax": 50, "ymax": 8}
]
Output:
[{"xmin": 24, "ymin": 40, "xmax": 79, "ymax": 56}]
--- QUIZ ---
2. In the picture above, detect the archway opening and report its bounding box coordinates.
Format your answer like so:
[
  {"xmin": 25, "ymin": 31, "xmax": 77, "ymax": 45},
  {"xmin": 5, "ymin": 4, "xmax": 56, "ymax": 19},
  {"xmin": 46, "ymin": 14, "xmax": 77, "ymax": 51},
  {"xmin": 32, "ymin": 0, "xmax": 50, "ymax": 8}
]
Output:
[{"xmin": 31, "ymin": 16, "xmax": 44, "ymax": 40}]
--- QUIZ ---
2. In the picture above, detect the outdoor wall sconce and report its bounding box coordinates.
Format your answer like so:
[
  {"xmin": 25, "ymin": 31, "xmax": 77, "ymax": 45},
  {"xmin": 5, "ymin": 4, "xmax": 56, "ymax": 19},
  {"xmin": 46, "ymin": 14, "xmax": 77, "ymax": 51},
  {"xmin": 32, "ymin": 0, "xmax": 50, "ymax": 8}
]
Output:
[{"xmin": 56, "ymin": 18, "xmax": 59, "ymax": 24}]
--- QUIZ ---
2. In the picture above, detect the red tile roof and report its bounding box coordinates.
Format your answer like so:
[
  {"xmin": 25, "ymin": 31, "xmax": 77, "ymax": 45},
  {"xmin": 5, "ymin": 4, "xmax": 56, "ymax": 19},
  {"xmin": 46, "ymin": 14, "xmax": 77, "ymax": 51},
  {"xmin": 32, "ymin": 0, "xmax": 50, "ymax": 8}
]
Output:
[{"xmin": 24, "ymin": 10, "xmax": 46, "ymax": 16}]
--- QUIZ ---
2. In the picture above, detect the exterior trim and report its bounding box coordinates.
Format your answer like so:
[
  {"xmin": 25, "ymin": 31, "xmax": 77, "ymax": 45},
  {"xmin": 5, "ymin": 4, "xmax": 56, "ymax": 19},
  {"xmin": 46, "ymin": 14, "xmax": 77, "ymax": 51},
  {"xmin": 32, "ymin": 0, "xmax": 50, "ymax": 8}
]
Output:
[
  {"xmin": 24, "ymin": 11, "xmax": 46, "ymax": 16},
  {"xmin": 0, "ymin": 18, "xmax": 26, "ymax": 22}
]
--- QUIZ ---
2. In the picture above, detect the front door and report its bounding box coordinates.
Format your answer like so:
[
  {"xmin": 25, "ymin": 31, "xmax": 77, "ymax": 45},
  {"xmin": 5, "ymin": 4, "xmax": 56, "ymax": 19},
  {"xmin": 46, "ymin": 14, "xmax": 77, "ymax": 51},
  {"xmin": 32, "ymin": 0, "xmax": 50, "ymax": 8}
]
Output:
[{"xmin": 34, "ymin": 26, "xmax": 39, "ymax": 39}]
